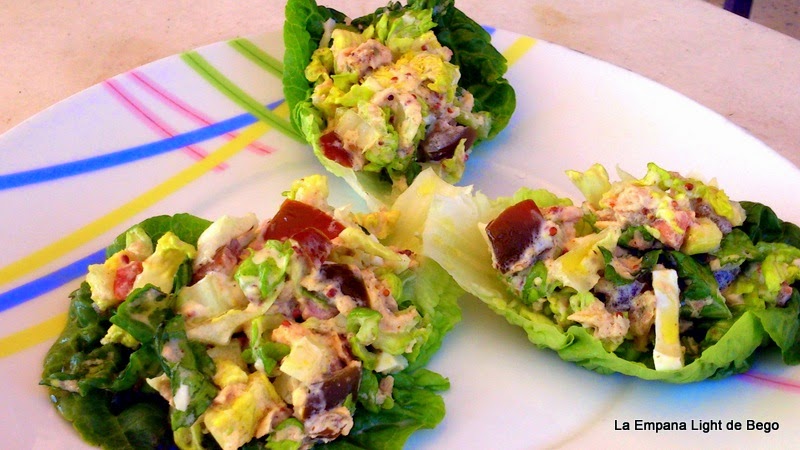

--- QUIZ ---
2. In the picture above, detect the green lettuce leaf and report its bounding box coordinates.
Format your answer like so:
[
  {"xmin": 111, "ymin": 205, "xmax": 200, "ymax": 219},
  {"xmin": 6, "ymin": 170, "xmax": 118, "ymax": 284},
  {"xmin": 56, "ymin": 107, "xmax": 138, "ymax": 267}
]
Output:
[
  {"xmin": 713, "ymin": 228, "xmax": 758, "ymax": 266},
  {"xmin": 154, "ymin": 316, "xmax": 218, "ymax": 430},
  {"xmin": 41, "ymin": 283, "xmax": 173, "ymax": 448},
  {"xmin": 419, "ymin": 0, "xmax": 515, "ymax": 138},
  {"xmin": 41, "ymin": 283, "xmax": 110, "ymax": 391},
  {"xmin": 45, "ymin": 389, "xmax": 171, "ymax": 450},
  {"xmin": 283, "ymin": 0, "xmax": 347, "ymax": 132},
  {"xmin": 740, "ymin": 201, "xmax": 800, "ymax": 247},
  {"xmin": 665, "ymin": 251, "xmax": 731, "ymax": 320},
  {"xmin": 400, "ymin": 258, "xmax": 463, "ymax": 371},
  {"xmin": 109, "ymin": 344, "xmax": 163, "ymax": 391},
  {"xmin": 106, "ymin": 213, "xmax": 211, "ymax": 258},
  {"xmin": 42, "ymin": 215, "xmax": 213, "ymax": 447},
  {"xmin": 110, "ymin": 286, "xmax": 174, "ymax": 343},
  {"xmin": 323, "ymin": 369, "xmax": 449, "ymax": 450}
]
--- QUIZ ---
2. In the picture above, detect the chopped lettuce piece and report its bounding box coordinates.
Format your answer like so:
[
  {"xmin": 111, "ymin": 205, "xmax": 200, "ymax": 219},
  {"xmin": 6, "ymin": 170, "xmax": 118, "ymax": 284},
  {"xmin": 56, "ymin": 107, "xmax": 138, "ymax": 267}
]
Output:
[
  {"xmin": 548, "ymin": 227, "xmax": 621, "ymax": 293},
  {"xmin": 336, "ymin": 226, "xmax": 412, "ymax": 273},
  {"xmin": 347, "ymin": 308, "xmax": 383, "ymax": 370},
  {"xmin": 204, "ymin": 372, "xmax": 284, "ymax": 450},
  {"xmin": 235, "ymin": 240, "xmax": 294, "ymax": 303},
  {"xmin": 566, "ymin": 163, "xmax": 612, "ymax": 209},
  {"xmin": 667, "ymin": 251, "xmax": 731, "ymax": 320},
  {"xmin": 132, "ymin": 232, "xmax": 196, "ymax": 294},
  {"xmin": 177, "ymin": 272, "xmax": 249, "ymax": 321}
]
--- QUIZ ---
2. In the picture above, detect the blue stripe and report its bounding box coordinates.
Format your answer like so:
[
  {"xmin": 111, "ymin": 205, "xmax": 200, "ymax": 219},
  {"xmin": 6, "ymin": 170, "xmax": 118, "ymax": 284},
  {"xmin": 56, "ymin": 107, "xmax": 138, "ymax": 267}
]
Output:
[
  {"xmin": 0, "ymin": 250, "xmax": 106, "ymax": 313},
  {"xmin": 0, "ymin": 99, "xmax": 285, "ymax": 191},
  {"xmin": 483, "ymin": 25, "xmax": 496, "ymax": 35}
]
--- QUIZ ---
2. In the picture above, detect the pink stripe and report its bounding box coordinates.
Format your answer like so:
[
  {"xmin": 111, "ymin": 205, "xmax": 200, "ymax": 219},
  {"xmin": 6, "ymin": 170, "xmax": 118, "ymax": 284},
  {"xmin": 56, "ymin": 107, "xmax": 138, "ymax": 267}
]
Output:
[
  {"xmin": 104, "ymin": 79, "xmax": 228, "ymax": 171},
  {"xmin": 740, "ymin": 370, "xmax": 800, "ymax": 394},
  {"xmin": 129, "ymin": 70, "xmax": 274, "ymax": 155}
]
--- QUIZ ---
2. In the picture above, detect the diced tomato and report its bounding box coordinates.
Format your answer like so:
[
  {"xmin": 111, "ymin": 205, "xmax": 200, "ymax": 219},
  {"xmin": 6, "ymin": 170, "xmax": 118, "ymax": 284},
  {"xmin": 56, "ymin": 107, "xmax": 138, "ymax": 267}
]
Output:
[
  {"xmin": 291, "ymin": 227, "xmax": 333, "ymax": 267},
  {"xmin": 114, "ymin": 261, "xmax": 143, "ymax": 300},
  {"xmin": 485, "ymin": 199, "xmax": 545, "ymax": 273},
  {"xmin": 319, "ymin": 131, "xmax": 353, "ymax": 168},
  {"xmin": 263, "ymin": 199, "xmax": 345, "ymax": 241}
]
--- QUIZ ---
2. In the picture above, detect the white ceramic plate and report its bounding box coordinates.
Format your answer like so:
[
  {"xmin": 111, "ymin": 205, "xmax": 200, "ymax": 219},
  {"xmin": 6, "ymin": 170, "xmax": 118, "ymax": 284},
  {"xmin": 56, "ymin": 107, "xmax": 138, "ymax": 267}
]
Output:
[{"xmin": 1, "ymin": 29, "xmax": 798, "ymax": 449}]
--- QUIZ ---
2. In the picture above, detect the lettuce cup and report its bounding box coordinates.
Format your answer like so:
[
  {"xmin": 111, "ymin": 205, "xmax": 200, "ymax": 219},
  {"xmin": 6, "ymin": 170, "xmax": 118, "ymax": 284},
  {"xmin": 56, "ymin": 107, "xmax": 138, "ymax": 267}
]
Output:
[
  {"xmin": 415, "ymin": 164, "xmax": 800, "ymax": 382},
  {"xmin": 283, "ymin": 0, "xmax": 515, "ymax": 208},
  {"xmin": 41, "ymin": 175, "xmax": 462, "ymax": 449}
]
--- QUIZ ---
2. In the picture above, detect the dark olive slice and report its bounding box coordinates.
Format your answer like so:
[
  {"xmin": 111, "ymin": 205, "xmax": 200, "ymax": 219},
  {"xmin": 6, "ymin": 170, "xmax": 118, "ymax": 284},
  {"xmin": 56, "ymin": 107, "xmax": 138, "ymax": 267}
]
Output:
[
  {"xmin": 302, "ymin": 362, "xmax": 362, "ymax": 418},
  {"xmin": 418, "ymin": 122, "xmax": 477, "ymax": 162},
  {"xmin": 319, "ymin": 263, "xmax": 369, "ymax": 307}
]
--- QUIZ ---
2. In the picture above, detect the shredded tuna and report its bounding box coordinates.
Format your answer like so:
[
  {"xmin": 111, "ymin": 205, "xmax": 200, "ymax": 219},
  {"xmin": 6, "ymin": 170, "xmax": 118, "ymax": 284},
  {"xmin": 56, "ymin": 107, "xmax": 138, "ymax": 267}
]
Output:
[
  {"xmin": 337, "ymin": 39, "xmax": 392, "ymax": 78},
  {"xmin": 628, "ymin": 291, "xmax": 656, "ymax": 351},
  {"xmin": 568, "ymin": 299, "xmax": 630, "ymax": 348},
  {"xmin": 305, "ymin": 406, "xmax": 354, "ymax": 442}
]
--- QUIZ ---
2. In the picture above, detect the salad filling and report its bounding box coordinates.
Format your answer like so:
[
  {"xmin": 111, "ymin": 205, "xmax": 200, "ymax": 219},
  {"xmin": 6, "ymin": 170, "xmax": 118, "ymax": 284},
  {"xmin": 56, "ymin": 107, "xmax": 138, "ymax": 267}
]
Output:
[
  {"xmin": 284, "ymin": 0, "xmax": 515, "ymax": 207},
  {"xmin": 420, "ymin": 163, "xmax": 800, "ymax": 381},
  {"xmin": 41, "ymin": 175, "xmax": 462, "ymax": 449}
]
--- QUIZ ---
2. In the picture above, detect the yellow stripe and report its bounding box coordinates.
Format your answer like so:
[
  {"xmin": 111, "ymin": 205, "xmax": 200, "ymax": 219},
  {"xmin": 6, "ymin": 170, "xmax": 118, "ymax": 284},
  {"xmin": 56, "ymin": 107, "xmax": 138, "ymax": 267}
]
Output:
[
  {"xmin": 503, "ymin": 36, "xmax": 537, "ymax": 67},
  {"xmin": 0, "ymin": 313, "xmax": 66, "ymax": 358},
  {"xmin": 0, "ymin": 122, "xmax": 269, "ymax": 288}
]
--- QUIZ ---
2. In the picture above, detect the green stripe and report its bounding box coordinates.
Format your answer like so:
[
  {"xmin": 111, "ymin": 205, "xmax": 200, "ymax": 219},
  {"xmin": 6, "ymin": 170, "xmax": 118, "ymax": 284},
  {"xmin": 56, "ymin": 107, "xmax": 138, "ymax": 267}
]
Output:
[
  {"xmin": 181, "ymin": 51, "xmax": 303, "ymax": 142},
  {"xmin": 229, "ymin": 38, "xmax": 284, "ymax": 78}
]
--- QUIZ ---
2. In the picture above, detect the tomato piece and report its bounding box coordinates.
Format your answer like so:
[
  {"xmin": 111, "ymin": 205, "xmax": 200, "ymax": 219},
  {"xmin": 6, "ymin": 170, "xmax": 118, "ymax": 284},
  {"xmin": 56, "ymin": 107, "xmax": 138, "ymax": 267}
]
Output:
[
  {"xmin": 291, "ymin": 227, "xmax": 333, "ymax": 267},
  {"xmin": 485, "ymin": 199, "xmax": 545, "ymax": 273},
  {"xmin": 114, "ymin": 260, "xmax": 143, "ymax": 300},
  {"xmin": 264, "ymin": 199, "xmax": 345, "ymax": 241},
  {"xmin": 320, "ymin": 131, "xmax": 353, "ymax": 168}
]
